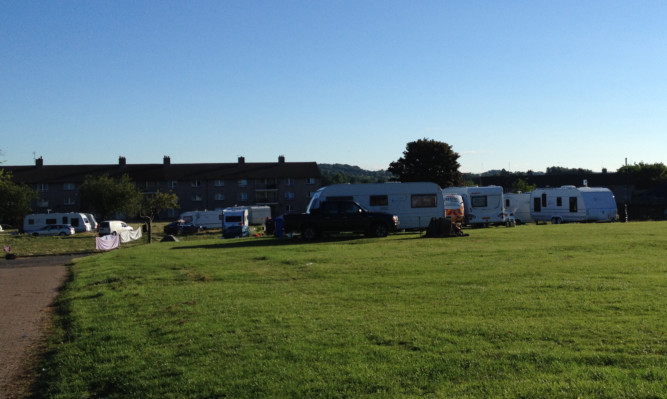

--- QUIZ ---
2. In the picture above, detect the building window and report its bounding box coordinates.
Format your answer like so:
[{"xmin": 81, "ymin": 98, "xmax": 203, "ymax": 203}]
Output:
[
  {"xmin": 237, "ymin": 192, "xmax": 248, "ymax": 201},
  {"xmin": 168, "ymin": 181, "xmax": 178, "ymax": 189},
  {"xmin": 286, "ymin": 178, "xmax": 294, "ymax": 186},
  {"xmin": 64, "ymin": 197, "xmax": 76, "ymax": 205},
  {"xmin": 168, "ymin": 209, "xmax": 178, "ymax": 218},
  {"xmin": 63, "ymin": 183, "xmax": 76, "ymax": 191},
  {"xmin": 306, "ymin": 178, "xmax": 316, "ymax": 185},
  {"xmin": 238, "ymin": 179, "xmax": 248, "ymax": 187},
  {"xmin": 214, "ymin": 180, "xmax": 224, "ymax": 187},
  {"xmin": 192, "ymin": 194, "xmax": 202, "ymax": 202},
  {"xmin": 192, "ymin": 180, "xmax": 202, "ymax": 187},
  {"xmin": 215, "ymin": 193, "xmax": 225, "ymax": 201},
  {"xmin": 285, "ymin": 204, "xmax": 295, "ymax": 213},
  {"xmin": 37, "ymin": 184, "xmax": 49, "ymax": 192},
  {"xmin": 284, "ymin": 192, "xmax": 295, "ymax": 200},
  {"xmin": 370, "ymin": 195, "xmax": 389, "ymax": 207},
  {"xmin": 38, "ymin": 199, "xmax": 49, "ymax": 207}
]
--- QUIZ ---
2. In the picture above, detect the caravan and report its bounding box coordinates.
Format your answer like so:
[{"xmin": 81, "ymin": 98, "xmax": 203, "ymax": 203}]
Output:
[
  {"xmin": 307, "ymin": 182, "xmax": 445, "ymax": 230},
  {"xmin": 180, "ymin": 210, "xmax": 223, "ymax": 229},
  {"xmin": 442, "ymin": 186, "xmax": 505, "ymax": 226},
  {"xmin": 504, "ymin": 192, "xmax": 533, "ymax": 225},
  {"xmin": 221, "ymin": 207, "xmax": 250, "ymax": 238},
  {"xmin": 530, "ymin": 186, "xmax": 618, "ymax": 223},
  {"xmin": 23, "ymin": 212, "xmax": 93, "ymax": 233}
]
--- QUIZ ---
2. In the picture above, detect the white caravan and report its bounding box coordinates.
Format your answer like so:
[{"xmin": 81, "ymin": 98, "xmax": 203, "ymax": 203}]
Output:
[
  {"xmin": 23, "ymin": 212, "xmax": 93, "ymax": 233},
  {"xmin": 180, "ymin": 210, "xmax": 223, "ymax": 229},
  {"xmin": 307, "ymin": 182, "xmax": 445, "ymax": 230},
  {"xmin": 222, "ymin": 208, "xmax": 249, "ymax": 230},
  {"xmin": 441, "ymin": 186, "xmax": 505, "ymax": 226},
  {"xmin": 243, "ymin": 206, "xmax": 271, "ymax": 225},
  {"xmin": 530, "ymin": 186, "xmax": 618, "ymax": 224},
  {"xmin": 503, "ymin": 192, "xmax": 533, "ymax": 225},
  {"xmin": 181, "ymin": 206, "xmax": 270, "ymax": 228}
]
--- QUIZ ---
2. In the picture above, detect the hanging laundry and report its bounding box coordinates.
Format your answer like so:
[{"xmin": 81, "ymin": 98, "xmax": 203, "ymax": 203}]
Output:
[{"xmin": 96, "ymin": 234, "xmax": 120, "ymax": 251}]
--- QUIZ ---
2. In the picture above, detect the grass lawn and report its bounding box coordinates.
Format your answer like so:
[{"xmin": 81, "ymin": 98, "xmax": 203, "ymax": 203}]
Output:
[{"xmin": 33, "ymin": 222, "xmax": 665, "ymax": 398}]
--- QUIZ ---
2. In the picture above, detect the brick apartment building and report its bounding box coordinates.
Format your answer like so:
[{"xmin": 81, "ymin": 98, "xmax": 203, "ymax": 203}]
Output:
[{"xmin": 3, "ymin": 155, "xmax": 322, "ymax": 219}]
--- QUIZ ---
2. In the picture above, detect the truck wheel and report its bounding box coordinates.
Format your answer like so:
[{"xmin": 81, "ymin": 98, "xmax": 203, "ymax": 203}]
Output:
[
  {"xmin": 301, "ymin": 226, "xmax": 318, "ymax": 241},
  {"xmin": 368, "ymin": 223, "xmax": 388, "ymax": 238}
]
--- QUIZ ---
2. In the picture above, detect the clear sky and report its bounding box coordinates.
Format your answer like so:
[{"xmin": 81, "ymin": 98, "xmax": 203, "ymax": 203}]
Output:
[{"xmin": 2, "ymin": 1, "xmax": 666, "ymax": 173}]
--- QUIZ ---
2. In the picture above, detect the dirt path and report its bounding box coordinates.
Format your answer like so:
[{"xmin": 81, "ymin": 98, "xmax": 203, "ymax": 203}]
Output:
[{"xmin": 0, "ymin": 255, "xmax": 80, "ymax": 399}]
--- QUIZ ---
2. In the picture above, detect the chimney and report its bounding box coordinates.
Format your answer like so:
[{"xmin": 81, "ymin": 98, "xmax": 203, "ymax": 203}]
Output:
[
  {"xmin": 238, "ymin": 156, "xmax": 245, "ymax": 164},
  {"xmin": 163, "ymin": 155, "xmax": 171, "ymax": 166},
  {"xmin": 119, "ymin": 156, "xmax": 126, "ymax": 166},
  {"xmin": 35, "ymin": 156, "xmax": 44, "ymax": 167},
  {"xmin": 278, "ymin": 155, "xmax": 285, "ymax": 163}
]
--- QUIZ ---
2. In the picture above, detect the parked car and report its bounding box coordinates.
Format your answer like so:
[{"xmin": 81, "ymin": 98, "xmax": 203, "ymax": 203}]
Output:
[
  {"xmin": 163, "ymin": 221, "xmax": 203, "ymax": 235},
  {"xmin": 31, "ymin": 224, "xmax": 75, "ymax": 236},
  {"xmin": 99, "ymin": 220, "xmax": 134, "ymax": 236}
]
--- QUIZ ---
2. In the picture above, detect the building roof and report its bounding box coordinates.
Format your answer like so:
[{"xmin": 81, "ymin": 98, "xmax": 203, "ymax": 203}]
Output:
[{"xmin": 2, "ymin": 158, "xmax": 321, "ymax": 184}]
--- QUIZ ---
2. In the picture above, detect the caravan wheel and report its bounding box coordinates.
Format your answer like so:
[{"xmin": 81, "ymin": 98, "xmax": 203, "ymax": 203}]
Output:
[{"xmin": 551, "ymin": 217, "xmax": 562, "ymax": 225}]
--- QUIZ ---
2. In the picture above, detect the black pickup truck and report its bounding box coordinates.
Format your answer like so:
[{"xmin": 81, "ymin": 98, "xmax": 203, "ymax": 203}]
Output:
[{"xmin": 282, "ymin": 200, "xmax": 399, "ymax": 240}]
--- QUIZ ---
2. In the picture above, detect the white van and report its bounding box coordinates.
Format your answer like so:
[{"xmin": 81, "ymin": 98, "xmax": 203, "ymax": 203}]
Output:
[{"xmin": 98, "ymin": 220, "xmax": 134, "ymax": 236}]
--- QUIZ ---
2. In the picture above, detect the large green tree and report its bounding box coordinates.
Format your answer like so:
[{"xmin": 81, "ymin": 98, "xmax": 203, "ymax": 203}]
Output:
[
  {"xmin": 79, "ymin": 174, "xmax": 143, "ymax": 220},
  {"xmin": 617, "ymin": 162, "xmax": 667, "ymax": 189},
  {"xmin": 388, "ymin": 138, "xmax": 463, "ymax": 187},
  {"xmin": 0, "ymin": 169, "xmax": 38, "ymax": 226}
]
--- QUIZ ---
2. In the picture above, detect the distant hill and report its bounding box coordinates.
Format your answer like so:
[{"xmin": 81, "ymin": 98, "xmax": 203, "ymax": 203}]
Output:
[{"xmin": 318, "ymin": 164, "xmax": 394, "ymax": 185}]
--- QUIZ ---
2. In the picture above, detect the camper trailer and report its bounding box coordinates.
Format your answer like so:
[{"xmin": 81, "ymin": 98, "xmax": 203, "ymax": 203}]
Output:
[
  {"xmin": 504, "ymin": 192, "xmax": 533, "ymax": 225},
  {"xmin": 180, "ymin": 210, "xmax": 223, "ymax": 229},
  {"xmin": 531, "ymin": 186, "xmax": 618, "ymax": 223},
  {"xmin": 307, "ymin": 182, "xmax": 445, "ymax": 230},
  {"xmin": 221, "ymin": 207, "xmax": 250, "ymax": 238},
  {"xmin": 442, "ymin": 186, "xmax": 505, "ymax": 226},
  {"xmin": 181, "ymin": 206, "xmax": 270, "ymax": 228},
  {"xmin": 23, "ymin": 212, "xmax": 93, "ymax": 233}
]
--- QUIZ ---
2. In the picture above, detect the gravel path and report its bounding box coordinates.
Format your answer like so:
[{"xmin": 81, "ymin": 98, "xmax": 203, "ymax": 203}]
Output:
[{"xmin": 0, "ymin": 255, "xmax": 80, "ymax": 399}]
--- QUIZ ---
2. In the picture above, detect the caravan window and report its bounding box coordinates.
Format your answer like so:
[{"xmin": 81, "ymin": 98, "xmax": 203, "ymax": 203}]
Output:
[
  {"xmin": 370, "ymin": 195, "xmax": 388, "ymax": 206},
  {"xmin": 541, "ymin": 193, "xmax": 547, "ymax": 207},
  {"xmin": 411, "ymin": 194, "xmax": 437, "ymax": 208},
  {"xmin": 471, "ymin": 195, "xmax": 487, "ymax": 208},
  {"xmin": 46, "ymin": 218, "xmax": 57, "ymax": 225},
  {"xmin": 70, "ymin": 218, "xmax": 80, "ymax": 227},
  {"xmin": 556, "ymin": 197, "xmax": 563, "ymax": 207}
]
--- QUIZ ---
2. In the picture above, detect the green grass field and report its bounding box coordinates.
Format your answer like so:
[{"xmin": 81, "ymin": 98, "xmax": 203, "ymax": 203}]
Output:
[{"xmin": 32, "ymin": 222, "xmax": 666, "ymax": 398}]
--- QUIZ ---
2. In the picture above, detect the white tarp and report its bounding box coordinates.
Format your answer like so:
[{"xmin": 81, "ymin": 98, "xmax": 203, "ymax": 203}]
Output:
[
  {"xmin": 119, "ymin": 228, "xmax": 142, "ymax": 243},
  {"xmin": 95, "ymin": 234, "xmax": 120, "ymax": 251}
]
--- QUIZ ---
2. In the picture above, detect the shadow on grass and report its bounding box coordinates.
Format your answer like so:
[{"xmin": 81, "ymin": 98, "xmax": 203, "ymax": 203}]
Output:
[{"xmin": 169, "ymin": 233, "xmax": 423, "ymax": 250}]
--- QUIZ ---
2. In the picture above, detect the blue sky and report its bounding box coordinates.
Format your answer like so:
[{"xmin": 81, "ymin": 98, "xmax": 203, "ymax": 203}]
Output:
[{"xmin": 2, "ymin": 1, "xmax": 666, "ymax": 173}]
